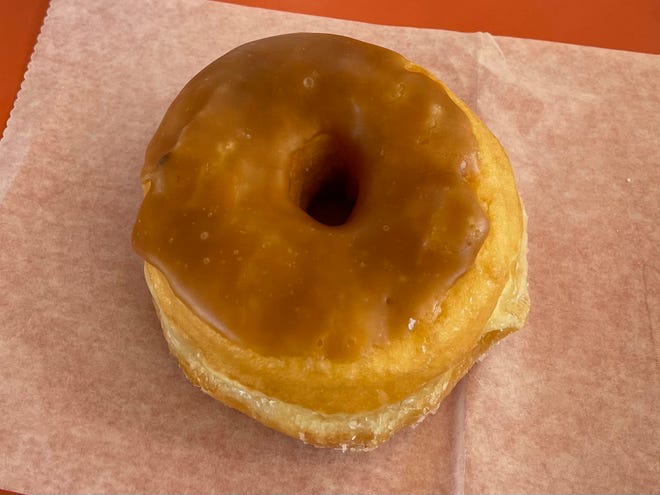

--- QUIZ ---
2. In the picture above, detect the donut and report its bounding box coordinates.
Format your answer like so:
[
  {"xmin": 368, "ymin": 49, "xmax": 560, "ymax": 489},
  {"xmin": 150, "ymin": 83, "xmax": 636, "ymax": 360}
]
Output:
[{"xmin": 132, "ymin": 33, "xmax": 529, "ymax": 450}]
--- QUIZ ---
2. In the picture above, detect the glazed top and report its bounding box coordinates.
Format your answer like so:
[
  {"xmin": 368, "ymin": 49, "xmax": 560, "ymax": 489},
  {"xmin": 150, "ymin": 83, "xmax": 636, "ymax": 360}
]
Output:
[{"xmin": 132, "ymin": 33, "xmax": 488, "ymax": 360}]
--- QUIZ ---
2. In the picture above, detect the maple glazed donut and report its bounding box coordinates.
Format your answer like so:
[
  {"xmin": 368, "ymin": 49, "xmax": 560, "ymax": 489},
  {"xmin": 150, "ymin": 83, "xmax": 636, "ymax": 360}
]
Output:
[{"xmin": 132, "ymin": 33, "xmax": 529, "ymax": 450}]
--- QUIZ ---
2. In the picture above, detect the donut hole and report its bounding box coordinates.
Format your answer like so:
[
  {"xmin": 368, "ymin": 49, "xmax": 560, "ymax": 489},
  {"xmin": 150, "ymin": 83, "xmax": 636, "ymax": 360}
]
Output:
[
  {"xmin": 289, "ymin": 134, "xmax": 360, "ymax": 227},
  {"xmin": 305, "ymin": 168, "xmax": 358, "ymax": 227}
]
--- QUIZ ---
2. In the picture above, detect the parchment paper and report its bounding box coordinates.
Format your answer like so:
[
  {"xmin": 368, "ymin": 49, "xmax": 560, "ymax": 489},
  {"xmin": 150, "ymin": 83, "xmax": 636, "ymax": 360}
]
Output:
[{"xmin": 0, "ymin": 0, "xmax": 658, "ymax": 492}]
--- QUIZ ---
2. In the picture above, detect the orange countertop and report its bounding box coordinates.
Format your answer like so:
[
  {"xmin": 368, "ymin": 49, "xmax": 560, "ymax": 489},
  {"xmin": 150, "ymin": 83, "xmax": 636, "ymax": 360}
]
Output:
[{"xmin": 1, "ymin": 0, "xmax": 658, "ymax": 140}]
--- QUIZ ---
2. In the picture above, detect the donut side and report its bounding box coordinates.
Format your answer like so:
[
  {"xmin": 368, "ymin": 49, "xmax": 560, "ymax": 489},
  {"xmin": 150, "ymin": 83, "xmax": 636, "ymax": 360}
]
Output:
[{"xmin": 144, "ymin": 217, "xmax": 526, "ymax": 450}]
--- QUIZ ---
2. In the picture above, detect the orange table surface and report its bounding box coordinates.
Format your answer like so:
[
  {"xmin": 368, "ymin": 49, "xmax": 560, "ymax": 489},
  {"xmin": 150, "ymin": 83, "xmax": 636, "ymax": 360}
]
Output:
[{"xmin": 1, "ymin": 0, "xmax": 659, "ymax": 140}]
